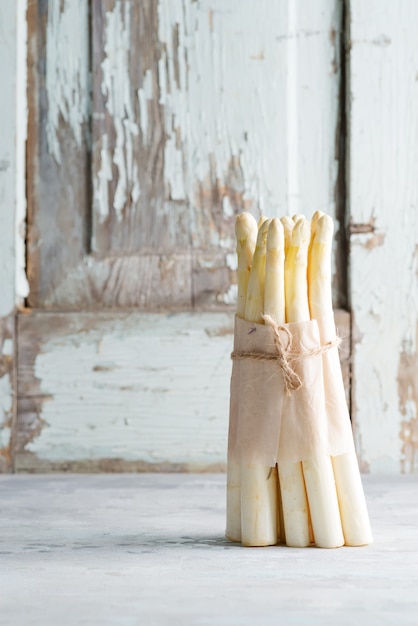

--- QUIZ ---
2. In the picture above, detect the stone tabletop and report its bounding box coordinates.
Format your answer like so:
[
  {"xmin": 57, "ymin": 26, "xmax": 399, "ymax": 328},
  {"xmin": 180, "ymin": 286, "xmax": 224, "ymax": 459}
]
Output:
[{"xmin": 0, "ymin": 473, "xmax": 417, "ymax": 625}]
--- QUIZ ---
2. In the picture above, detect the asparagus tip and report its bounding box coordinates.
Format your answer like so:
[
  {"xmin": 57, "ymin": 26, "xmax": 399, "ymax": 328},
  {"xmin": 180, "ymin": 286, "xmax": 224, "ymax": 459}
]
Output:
[
  {"xmin": 256, "ymin": 217, "xmax": 272, "ymax": 247},
  {"xmin": 314, "ymin": 214, "xmax": 334, "ymax": 244},
  {"xmin": 235, "ymin": 212, "xmax": 258, "ymax": 245},
  {"xmin": 266, "ymin": 218, "xmax": 284, "ymax": 251},
  {"xmin": 291, "ymin": 217, "xmax": 311, "ymax": 248}
]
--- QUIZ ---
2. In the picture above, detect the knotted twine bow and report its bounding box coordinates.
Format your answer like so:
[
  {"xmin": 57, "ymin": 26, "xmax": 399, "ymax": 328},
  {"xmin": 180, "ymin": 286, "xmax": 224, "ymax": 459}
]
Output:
[{"xmin": 230, "ymin": 314, "xmax": 341, "ymax": 396}]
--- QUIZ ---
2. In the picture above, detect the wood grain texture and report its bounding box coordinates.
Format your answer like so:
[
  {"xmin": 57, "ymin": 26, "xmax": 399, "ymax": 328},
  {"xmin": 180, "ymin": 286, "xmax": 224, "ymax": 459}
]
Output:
[
  {"xmin": 16, "ymin": 309, "xmax": 350, "ymax": 472},
  {"xmin": 0, "ymin": 1, "xmax": 25, "ymax": 472},
  {"xmin": 349, "ymin": 0, "xmax": 418, "ymax": 473},
  {"xmin": 0, "ymin": 317, "xmax": 15, "ymax": 473},
  {"xmin": 27, "ymin": 0, "xmax": 345, "ymax": 310},
  {"xmin": 0, "ymin": 1, "xmax": 18, "ymax": 318},
  {"xmin": 26, "ymin": 0, "xmax": 90, "ymax": 307},
  {"xmin": 16, "ymin": 311, "xmax": 234, "ymax": 471}
]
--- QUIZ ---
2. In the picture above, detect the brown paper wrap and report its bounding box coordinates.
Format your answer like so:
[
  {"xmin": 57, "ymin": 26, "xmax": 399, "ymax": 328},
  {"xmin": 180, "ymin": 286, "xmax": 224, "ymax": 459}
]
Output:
[{"xmin": 227, "ymin": 316, "xmax": 353, "ymax": 466}]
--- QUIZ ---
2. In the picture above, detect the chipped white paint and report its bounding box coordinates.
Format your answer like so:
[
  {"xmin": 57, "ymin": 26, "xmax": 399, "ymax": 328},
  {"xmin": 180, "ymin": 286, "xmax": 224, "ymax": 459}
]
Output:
[
  {"xmin": 138, "ymin": 68, "xmax": 153, "ymax": 143},
  {"xmin": 156, "ymin": 0, "xmax": 341, "ymax": 222},
  {"xmin": 93, "ymin": 133, "xmax": 113, "ymax": 223},
  {"xmin": 0, "ymin": 1, "xmax": 18, "ymax": 317},
  {"xmin": 45, "ymin": 0, "xmax": 89, "ymax": 164},
  {"xmin": 349, "ymin": 1, "xmax": 418, "ymax": 473},
  {"xmin": 0, "ymin": 1, "xmax": 26, "ymax": 466},
  {"xmin": 28, "ymin": 313, "xmax": 233, "ymax": 466},
  {"xmin": 96, "ymin": 0, "xmax": 140, "ymax": 220},
  {"xmin": 15, "ymin": 0, "xmax": 29, "ymax": 302},
  {"xmin": 0, "ymin": 376, "xmax": 12, "ymax": 450}
]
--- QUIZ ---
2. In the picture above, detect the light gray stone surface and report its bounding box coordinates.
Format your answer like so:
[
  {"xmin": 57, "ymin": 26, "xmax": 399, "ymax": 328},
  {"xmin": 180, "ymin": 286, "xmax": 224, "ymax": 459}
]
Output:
[{"xmin": 0, "ymin": 474, "xmax": 417, "ymax": 625}]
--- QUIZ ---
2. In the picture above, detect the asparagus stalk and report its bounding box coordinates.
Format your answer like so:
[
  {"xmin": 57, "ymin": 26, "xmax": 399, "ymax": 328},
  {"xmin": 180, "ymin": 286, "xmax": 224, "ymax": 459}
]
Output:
[
  {"xmin": 310, "ymin": 210, "xmax": 324, "ymax": 237},
  {"xmin": 301, "ymin": 455, "xmax": 344, "ymax": 548},
  {"xmin": 280, "ymin": 216, "xmax": 294, "ymax": 257},
  {"xmin": 265, "ymin": 219, "xmax": 285, "ymax": 326},
  {"xmin": 264, "ymin": 219, "xmax": 286, "ymax": 543},
  {"xmin": 226, "ymin": 212, "xmax": 258, "ymax": 543},
  {"xmin": 308, "ymin": 210, "xmax": 324, "ymax": 270},
  {"xmin": 241, "ymin": 217, "xmax": 278, "ymax": 547},
  {"xmin": 245, "ymin": 219, "xmax": 272, "ymax": 323},
  {"xmin": 235, "ymin": 213, "xmax": 258, "ymax": 320},
  {"xmin": 309, "ymin": 214, "xmax": 373, "ymax": 546},
  {"xmin": 292, "ymin": 213, "xmax": 305, "ymax": 224},
  {"xmin": 257, "ymin": 215, "xmax": 269, "ymax": 229},
  {"xmin": 284, "ymin": 217, "xmax": 311, "ymax": 322},
  {"xmin": 279, "ymin": 218, "xmax": 312, "ymax": 547},
  {"xmin": 284, "ymin": 217, "xmax": 343, "ymax": 548},
  {"xmin": 240, "ymin": 464, "xmax": 278, "ymax": 547}
]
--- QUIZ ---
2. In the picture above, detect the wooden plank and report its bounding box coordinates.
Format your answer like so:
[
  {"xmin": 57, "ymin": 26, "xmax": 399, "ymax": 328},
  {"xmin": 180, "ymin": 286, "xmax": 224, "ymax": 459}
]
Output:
[
  {"xmin": 26, "ymin": 0, "xmax": 345, "ymax": 311},
  {"xmin": 87, "ymin": 0, "xmax": 344, "ymax": 309},
  {"xmin": 16, "ymin": 311, "xmax": 234, "ymax": 471},
  {"xmin": 0, "ymin": 0, "xmax": 28, "ymax": 472},
  {"xmin": 349, "ymin": 0, "xmax": 418, "ymax": 473},
  {"xmin": 37, "ymin": 253, "xmax": 193, "ymax": 310},
  {"xmin": 0, "ymin": 318, "xmax": 14, "ymax": 473},
  {"xmin": 15, "ymin": 309, "xmax": 350, "ymax": 472},
  {"xmin": 0, "ymin": 1, "xmax": 18, "ymax": 317},
  {"xmin": 91, "ymin": 0, "xmax": 190, "ymax": 256},
  {"xmin": 26, "ymin": 0, "xmax": 90, "ymax": 307}
]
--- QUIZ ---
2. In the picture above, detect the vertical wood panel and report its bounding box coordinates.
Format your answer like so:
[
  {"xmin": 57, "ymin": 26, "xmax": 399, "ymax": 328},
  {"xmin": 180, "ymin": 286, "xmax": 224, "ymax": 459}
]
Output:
[
  {"xmin": 26, "ymin": 0, "xmax": 90, "ymax": 307},
  {"xmin": 0, "ymin": 1, "xmax": 23, "ymax": 472},
  {"xmin": 89, "ymin": 0, "xmax": 344, "ymax": 309},
  {"xmin": 349, "ymin": 0, "xmax": 418, "ymax": 473},
  {"xmin": 91, "ymin": 0, "xmax": 191, "ymax": 255}
]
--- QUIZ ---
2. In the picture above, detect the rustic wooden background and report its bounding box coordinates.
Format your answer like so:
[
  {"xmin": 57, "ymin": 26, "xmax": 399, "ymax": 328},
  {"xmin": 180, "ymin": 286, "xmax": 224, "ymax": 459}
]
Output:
[{"xmin": 0, "ymin": 0, "xmax": 417, "ymax": 473}]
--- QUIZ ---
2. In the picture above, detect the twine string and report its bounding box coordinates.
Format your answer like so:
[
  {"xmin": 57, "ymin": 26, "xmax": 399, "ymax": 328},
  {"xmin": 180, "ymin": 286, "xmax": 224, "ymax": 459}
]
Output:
[{"xmin": 230, "ymin": 314, "xmax": 341, "ymax": 396}]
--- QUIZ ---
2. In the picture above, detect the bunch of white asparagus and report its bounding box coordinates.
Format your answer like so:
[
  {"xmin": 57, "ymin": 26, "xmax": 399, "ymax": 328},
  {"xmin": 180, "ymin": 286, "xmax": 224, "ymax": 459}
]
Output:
[{"xmin": 226, "ymin": 211, "xmax": 373, "ymax": 548}]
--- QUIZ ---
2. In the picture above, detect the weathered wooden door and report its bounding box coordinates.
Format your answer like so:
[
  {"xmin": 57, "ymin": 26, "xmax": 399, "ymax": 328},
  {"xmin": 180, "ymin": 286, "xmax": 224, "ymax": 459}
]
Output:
[{"xmin": 7, "ymin": 0, "xmax": 349, "ymax": 471}]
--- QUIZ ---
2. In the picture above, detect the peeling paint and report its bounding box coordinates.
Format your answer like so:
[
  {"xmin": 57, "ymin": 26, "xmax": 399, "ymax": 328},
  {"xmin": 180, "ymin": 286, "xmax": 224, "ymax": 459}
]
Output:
[
  {"xmin": 398, "ymin": 324, "xmax": 418, "ymax": 473},
  {"xmin": 45, "ymin": 0, "xmax": 89, "ymax": 164},
  {"xmin": 19, "ymin": 313, "xmax": 233, "ymax": 468},
  {"xmin": 350, "ymin": 1, "xmax": 418, "ymax": 473},
  {"xmin": 15, "ymin": 0, "xmax": 30, "ymax": 303},
  {"xmin": 157, "ymin": 0, "xmax": 341, "ymax": 221},
  {"xmin": 89, "ymin": 0, "xmax": 342, "ymax": 308},
  {"xmin": 1, "ymin": 2, "xmax": 19, "ymax": 317},
  {"xmin": 137, "ymin": 68, "xmax": 153, "ymax": 142},
  {"xmin": 95, "ymin": 1, "xmax": 140, "ymax": 221},
  {"xmin": 0, "ymin": 316, "xmax": 14, "ymax": 472},
  {"xmin": 94, "ymin": 133, "xmax": 113, "ymax": 222}
]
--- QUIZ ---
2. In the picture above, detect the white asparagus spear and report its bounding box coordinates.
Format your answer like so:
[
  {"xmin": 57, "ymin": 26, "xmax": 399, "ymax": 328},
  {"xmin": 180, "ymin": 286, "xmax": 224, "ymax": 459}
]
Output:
[
  {"xmin": 310, "ymin": 210, "xmax": 324, "ymax": 237},
  {"xmin": 240, "ymin": 464, "xmax": 278, "ymax": 547},
  {"xmin": 257, "ymin": 215, "xmax": 269, "ymax": 229},
  {"xmin": 308, "ymin": 210, "xmax": 324, "ymax": 270},
  {"xmin": 285, "ymin": 217, "xmax": 311, "ymax": 322},
  {"xmin": 265, "ymin": 219, "xmax": 285, "ymax": 326},
  {"xmin": 309, "ymin": 214, "xmax": 373, "ymax": 546},
  {"xmin": 287, "ymin": 217, "xmax": 344, "ymax": 548},
  {"xmin": 264, "ymin": 219, "xmax": 286, "ymax": 543},
  {"xmin": 290, "ymin": 218, "xmax": 343, "ymax": 549},
  {"xmin": 280, "ymin": 216, "xmax": 294, "ymax": 258},
  {"xmin": 245, "ymin": 219, "xmax": 271, "ymax": 323},
  {"xmin": 302, "ymin": 455, "xmax": 344, "ymax": 548},
  {"xmin": 292, "ymin": 213, "xmax": 305, "ymax": 224},
  {"xmin": 332, "ymin": 451, "xmax": 373, "ymax": 546},
  {"xmin": 280, "ymin": 217, "xmax": 312, "ymax": 547},
  {"xmin": 235, "ymin": 213, "xmax": 258, "ymax": 320},
  {"xmin": 240, "ymin": 218, "xmax": 278, "ymax": 547},
  {"xmin": 226, "ymin": 212, "xmax": 258, "ymax": 543}
]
